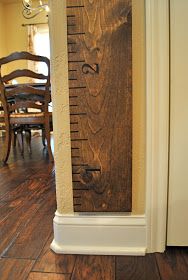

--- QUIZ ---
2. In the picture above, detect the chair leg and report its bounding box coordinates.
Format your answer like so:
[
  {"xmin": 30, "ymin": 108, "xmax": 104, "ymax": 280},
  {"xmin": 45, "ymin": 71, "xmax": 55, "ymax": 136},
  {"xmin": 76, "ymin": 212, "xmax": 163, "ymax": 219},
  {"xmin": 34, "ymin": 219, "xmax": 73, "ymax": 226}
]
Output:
[
  {"xmin": 2, "ymin": 123, "xmax": 11, "ymax": 164},
  {"xmin": 42, "ymin": 128, "xmax": 46, "ymax": 147},
  {"xmin": 17, "ymin": 131, "xmax": 24, "ymax": 155},
  {"xmin": 12, "ymin": 130, "xmax": 17, "ymax": 147},
  {"xmin": 44, "ymin": 119, "xmax": 53, "ymax": 161},
  {"xmin": 25, "ymin": 129, "xmax": 32, "ymax": 154}
]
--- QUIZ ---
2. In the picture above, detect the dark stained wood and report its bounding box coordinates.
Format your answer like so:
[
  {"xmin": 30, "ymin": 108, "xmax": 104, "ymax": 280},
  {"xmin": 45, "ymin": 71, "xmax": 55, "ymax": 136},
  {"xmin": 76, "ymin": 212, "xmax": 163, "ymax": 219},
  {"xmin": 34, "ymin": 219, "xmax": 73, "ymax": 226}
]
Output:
[
  {"xmin": 67, "ymin": 0, "xmax": 132, "ymax": 212},
  {"xmin": 27, "ymin": 272, "xmax": 70, "ymax": 280},
  {"xmin": 0, "ymin": 139, "xmax": 55, "ymax": 256},
  {"xmin": 116, "ymin": 255, "xmax": 161, "ymax": 280},
  {"xmin": 33, "ymin": 234, "xmax": 76, "ymax": 274},
  {"xmin": 1, "ymin": 104, "xmax": 188, "ymax": 280},
  {"xmin": 0, "ymin": 200, "xmax": 41, "ymax": 255},
  {"xmin": 71, "ymin": 255, "xmax": 115, "ymax": 280},
  {"xmin": 0, "ymin": 258, "xmax": 34, "ymax": 280},
  {"xmin": 0, "ymin": 135, "xmax": 50, "ymax": 166},
  {"xmin": 3, "ymin": 192, "xmax": 56, "ymax": 259},
  {"xmin": 0, "ymin": 163, "xmax": 36, "ymax": 199},
  {"xmin": 156, "ymin": 247, "xmax": 188, "ymax": 280},
  {"xmin": 0, "ymin": 168, "xmax": 54, "ymax": 224},
  {"xmin": 181, "ymin": 247, "xmax": 188, "ymax": 266}
]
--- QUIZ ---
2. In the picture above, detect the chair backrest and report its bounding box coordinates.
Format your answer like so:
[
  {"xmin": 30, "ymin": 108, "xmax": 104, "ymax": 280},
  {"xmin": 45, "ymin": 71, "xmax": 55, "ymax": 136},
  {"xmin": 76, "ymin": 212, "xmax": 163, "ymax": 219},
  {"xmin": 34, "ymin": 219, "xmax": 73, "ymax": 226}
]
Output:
[{"xmin": 0, "ymin": 51, "xmax": 51, "ymax": 116}]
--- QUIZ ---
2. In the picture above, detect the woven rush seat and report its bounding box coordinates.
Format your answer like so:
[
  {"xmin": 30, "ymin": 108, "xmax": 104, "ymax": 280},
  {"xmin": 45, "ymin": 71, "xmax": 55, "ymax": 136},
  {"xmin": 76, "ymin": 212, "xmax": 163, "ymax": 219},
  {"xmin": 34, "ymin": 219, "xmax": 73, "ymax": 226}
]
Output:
[{"xmin": 0, "ymin": 112, "xmax": 52, "ymax": 123}]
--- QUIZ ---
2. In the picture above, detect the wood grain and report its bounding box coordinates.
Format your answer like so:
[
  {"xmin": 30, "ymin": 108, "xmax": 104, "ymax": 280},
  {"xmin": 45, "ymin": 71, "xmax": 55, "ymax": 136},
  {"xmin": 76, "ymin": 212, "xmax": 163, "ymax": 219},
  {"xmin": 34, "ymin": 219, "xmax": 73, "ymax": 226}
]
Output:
[
  {"xmin": 181, "ymin": 247, "xmax": 188, "ymax": 266},
  {"xmin": 1, "ymin": 137, "xmax": 188, "ymax": 280},
  {"xmin": 0, "ymin": 200, "xmax": 41, "ymax": 255},
  {"xmin": 156, "ymin": 248, "xmax": 188, "ymax": 280},
  {"xmin": 3, "ymin": 192, "xmax": 56, "ymax": 259},
  {"xmin": 116, "ymin": 255, "xmax": 161, "ymax": 280},
  {"xmin": 0, "ymin": 258, "xmax": 34, "ymax": 280},
  {"xmin": 71, "ymin": 255, "xmax": 115, "ymax": 280},
  {"xmin": 33, "ymin": 234, "xmax": 76, "ymax": 274},
  {"xmin": 27, "ymin": 272, "xmax": 70, "ymax": 280},
  {"xmin": 67, "ymin": 0, "xmax": 132, "ymax": 212},
  {"xmin": 0, "ymin": 163, "xmax": 35, "ymax": 199}
]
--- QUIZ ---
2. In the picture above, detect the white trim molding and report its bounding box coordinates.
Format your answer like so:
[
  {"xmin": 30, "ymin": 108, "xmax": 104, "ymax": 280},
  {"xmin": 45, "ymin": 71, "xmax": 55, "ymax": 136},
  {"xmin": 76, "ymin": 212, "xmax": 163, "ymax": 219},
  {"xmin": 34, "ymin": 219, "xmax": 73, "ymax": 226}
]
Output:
[
  {"xmin": 49, "ymin": 0, "xmax": 170, "ymax": 255},
  {"xmin": 51, "ymin": 212, "xmax": 146, "ymax": 256},
  {"xmin": 145, "ymin": 0, "xmax": 170, "ymax": 253}
]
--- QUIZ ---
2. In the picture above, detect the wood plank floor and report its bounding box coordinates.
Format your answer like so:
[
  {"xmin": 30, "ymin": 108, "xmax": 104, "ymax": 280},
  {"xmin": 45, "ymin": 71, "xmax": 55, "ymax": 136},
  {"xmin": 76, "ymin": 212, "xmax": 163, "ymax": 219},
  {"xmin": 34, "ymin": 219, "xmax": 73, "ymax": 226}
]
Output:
[{"xmin": 0, "ymin": 135, "xmax": 188, "ymax": 279}]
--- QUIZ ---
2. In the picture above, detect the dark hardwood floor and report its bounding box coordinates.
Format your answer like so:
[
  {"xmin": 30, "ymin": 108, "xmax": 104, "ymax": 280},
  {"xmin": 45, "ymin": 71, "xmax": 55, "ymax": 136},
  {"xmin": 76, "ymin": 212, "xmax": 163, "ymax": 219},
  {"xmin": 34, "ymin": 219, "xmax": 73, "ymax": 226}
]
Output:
[{"xmin": 0, "ymin": 135, "xmax": 188, "ymax": 279}]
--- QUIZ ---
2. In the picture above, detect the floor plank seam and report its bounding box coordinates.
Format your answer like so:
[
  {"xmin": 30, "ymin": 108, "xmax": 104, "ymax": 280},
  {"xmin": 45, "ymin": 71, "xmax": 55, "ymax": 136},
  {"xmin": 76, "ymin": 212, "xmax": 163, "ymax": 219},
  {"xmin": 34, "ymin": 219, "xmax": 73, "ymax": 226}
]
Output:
[
  {"xmin": 1, "ymin": 256, "xmax": 37, "ymax": 261},
  {"xmin": 70, "ymin": 255, "xmax": 78, "ymax": 279},
  {"xmin": 155, "ymin": 254, "xmax": 163, "ymax": 280}
]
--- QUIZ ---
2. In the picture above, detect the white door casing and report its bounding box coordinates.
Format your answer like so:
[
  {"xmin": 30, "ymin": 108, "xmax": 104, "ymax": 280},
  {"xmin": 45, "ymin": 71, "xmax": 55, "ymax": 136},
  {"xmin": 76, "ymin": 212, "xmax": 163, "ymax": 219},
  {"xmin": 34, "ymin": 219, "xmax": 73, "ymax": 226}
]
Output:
[
  {"xmin": 49, "ymin": 0, "xmax": 170, "ymax": 254},
  {"xmin": 167, "ymin": 0, "xmax": 188, "ymax": 246}
]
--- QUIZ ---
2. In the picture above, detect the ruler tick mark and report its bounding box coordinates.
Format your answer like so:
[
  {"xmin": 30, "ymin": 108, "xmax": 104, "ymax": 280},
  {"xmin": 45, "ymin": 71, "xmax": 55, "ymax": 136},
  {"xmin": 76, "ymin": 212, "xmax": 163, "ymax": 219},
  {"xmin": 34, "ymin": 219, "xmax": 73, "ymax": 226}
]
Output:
[
  {"xmin": 73, "ymin": 188, "xmax": 89, "ymax": 191},
  {"xmin": 68, "ymin": 42, "xmax": 77, "ymax": 45},
  {"xmin": 69, "ymin": 86, "xmax": 86, "ymax": 89},
  {"xmin": 67, "ymin": 23, "xmax": 76, "ymax": 27},
  {"xmin": 67, "ymin": 5, "xmax": 84, "ymax": 8},
  {"xmin": 68, "ymin": 32, "xmax": 85, "ymax": 36},
  {"xmin": 68, "ymin": 60, "xmax": 85, "ymax": 63},
  {"xmin": 70, "ymin": 113, "xmax": 87, "ymax": 116},
  {"xmin": 72, "ymin": 164, "xmax": 88, "ymax": 167},
  {"xmin": 69, "ymin": 78, "xmax": 77, "ymax": 81},
  {"xmin": 71, "ymin": 138, "xmax": 88, "ymax": 141}
]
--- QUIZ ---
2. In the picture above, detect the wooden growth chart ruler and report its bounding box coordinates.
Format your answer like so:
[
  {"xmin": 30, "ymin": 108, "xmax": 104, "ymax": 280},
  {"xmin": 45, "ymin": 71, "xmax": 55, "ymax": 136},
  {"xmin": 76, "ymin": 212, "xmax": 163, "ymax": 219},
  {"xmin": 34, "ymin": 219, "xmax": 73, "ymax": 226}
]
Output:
[{"xmin": 66, "ymin": 0, "xmax": 132, "ymax": 212}]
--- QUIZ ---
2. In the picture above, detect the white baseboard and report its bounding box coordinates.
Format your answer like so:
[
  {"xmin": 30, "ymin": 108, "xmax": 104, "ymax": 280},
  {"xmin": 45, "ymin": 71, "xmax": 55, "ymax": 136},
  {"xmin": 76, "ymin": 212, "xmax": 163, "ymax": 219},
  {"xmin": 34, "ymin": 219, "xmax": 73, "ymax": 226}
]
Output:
[{"xmin": 51, "ymin": 212, "xmax": 146, "ymax": 256}]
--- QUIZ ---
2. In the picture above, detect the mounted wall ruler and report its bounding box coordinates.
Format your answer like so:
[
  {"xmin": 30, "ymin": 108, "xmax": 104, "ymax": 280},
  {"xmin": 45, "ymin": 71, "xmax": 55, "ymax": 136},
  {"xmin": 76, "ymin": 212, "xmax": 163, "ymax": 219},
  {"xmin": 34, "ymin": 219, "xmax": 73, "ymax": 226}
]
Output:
[{"xmin": 66, "ymin": 0, "xmax": 132, "ymax": 212}]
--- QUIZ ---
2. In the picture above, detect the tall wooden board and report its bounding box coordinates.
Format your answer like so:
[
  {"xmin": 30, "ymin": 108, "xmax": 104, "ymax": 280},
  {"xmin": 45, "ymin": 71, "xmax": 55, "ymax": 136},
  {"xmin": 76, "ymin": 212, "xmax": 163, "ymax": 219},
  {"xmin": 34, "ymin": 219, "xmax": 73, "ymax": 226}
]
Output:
[{"xmin": 67, "ymin": 0, "xmax": 132, "ymax": 212}]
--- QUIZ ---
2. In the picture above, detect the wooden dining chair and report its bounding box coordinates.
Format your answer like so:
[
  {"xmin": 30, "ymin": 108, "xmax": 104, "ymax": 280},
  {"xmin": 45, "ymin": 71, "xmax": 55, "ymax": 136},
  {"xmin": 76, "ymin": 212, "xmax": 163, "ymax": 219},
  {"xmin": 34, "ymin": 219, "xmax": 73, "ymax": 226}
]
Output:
[{"xmin": 0, "ymin": 51, "xmax": 53, "ymax": 164}]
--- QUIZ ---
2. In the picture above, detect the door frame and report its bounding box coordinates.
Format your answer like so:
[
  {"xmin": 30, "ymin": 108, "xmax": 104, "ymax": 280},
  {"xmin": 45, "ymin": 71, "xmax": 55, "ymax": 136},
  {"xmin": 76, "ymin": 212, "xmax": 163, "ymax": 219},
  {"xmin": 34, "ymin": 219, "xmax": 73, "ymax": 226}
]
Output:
[
  {"xmin": 49, "ymin": 0, "xmax": 170, "ymax": 254},
  {"xmin": 145, "ymin": 0, "xmax": 170, "ymax": 252}
]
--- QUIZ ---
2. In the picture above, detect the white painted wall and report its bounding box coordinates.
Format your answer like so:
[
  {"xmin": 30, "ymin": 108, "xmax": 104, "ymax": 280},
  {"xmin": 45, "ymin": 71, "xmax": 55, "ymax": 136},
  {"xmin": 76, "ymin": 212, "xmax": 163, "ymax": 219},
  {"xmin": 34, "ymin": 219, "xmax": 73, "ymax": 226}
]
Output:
[{"xmin": 167, "ymin": 0, "xmax": 188, "ymax": 245}]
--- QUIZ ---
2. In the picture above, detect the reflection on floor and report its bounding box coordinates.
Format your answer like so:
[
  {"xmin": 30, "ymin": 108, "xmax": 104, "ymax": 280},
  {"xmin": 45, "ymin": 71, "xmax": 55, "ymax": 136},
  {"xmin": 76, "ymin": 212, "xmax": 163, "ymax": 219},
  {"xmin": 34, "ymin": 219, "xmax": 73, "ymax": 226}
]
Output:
[{"xmin": 0, "ymin": 135, "xmax": 188, "ymax": 279}]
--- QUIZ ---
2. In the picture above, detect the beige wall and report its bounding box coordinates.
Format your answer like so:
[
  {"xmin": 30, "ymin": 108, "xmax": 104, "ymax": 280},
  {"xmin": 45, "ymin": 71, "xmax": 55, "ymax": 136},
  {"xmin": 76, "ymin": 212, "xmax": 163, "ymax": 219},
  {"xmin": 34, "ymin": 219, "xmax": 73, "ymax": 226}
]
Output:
[
  {"xmin": 132, "ymin": 0, "xmax": 145, "ymax": 213},
  {"xmin": 0, "ymin": 2, "xmax": 48, "ymax": 74},
  {"xmin": 167, "ymin": 0, "xmax": 188, "ymax": 245},
  {"xmin": 49, "ymin": 0, "xmax": 146, "ymax": 214},
  {"xmin": 0, "ymin": 3, "xmax": 6, "ymax": 58}
]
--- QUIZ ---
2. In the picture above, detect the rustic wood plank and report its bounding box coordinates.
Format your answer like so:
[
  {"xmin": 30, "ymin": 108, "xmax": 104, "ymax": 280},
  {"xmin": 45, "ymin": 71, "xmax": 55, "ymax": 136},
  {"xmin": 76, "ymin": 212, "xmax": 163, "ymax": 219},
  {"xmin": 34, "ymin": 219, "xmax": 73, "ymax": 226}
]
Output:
[
  {"xmin": 71, "ymin": 255, "xmax": 115, "ymax": 280},
  {"xmin": 0, "ymin": 258, "xmax": 34, "ymax": 280},
  {"xmin": 27, "ymin": 272, "xmax": 70, "ymax": 280},
  {"xmin": 0, "ymin": 174, "xmax": 55, "ymax": 225},
  {"xmin": 116, "ymin": 255, "xmax": 161, "ymax": 280},
  {"xmin": 0, "ymin": 176, "xmax": 55, "ymax": 256},
  {"xmin": 0, "ymin": 163, "xmax": 35, "ymax": 199},
  {"xmin": 181, "ymin": 247, "xmax": 188, "ymax": 266},
  {"xmin": 67, "ymin": 0, "xmax": 132, "ymax": 212},
  {"xmin": 0, "ymin": 201, "xmax": 41, "ymax": 255},
  {"xmin": 3, "ymin": 192, "xmax": 56, "ymax": 259},
  {"xmin": 156, "ymin": 247, "xmax": 188, "ymax": 280},
  {"xmin": 33, "ymin": 234, "xmax": 76, "ymax": 274}
]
